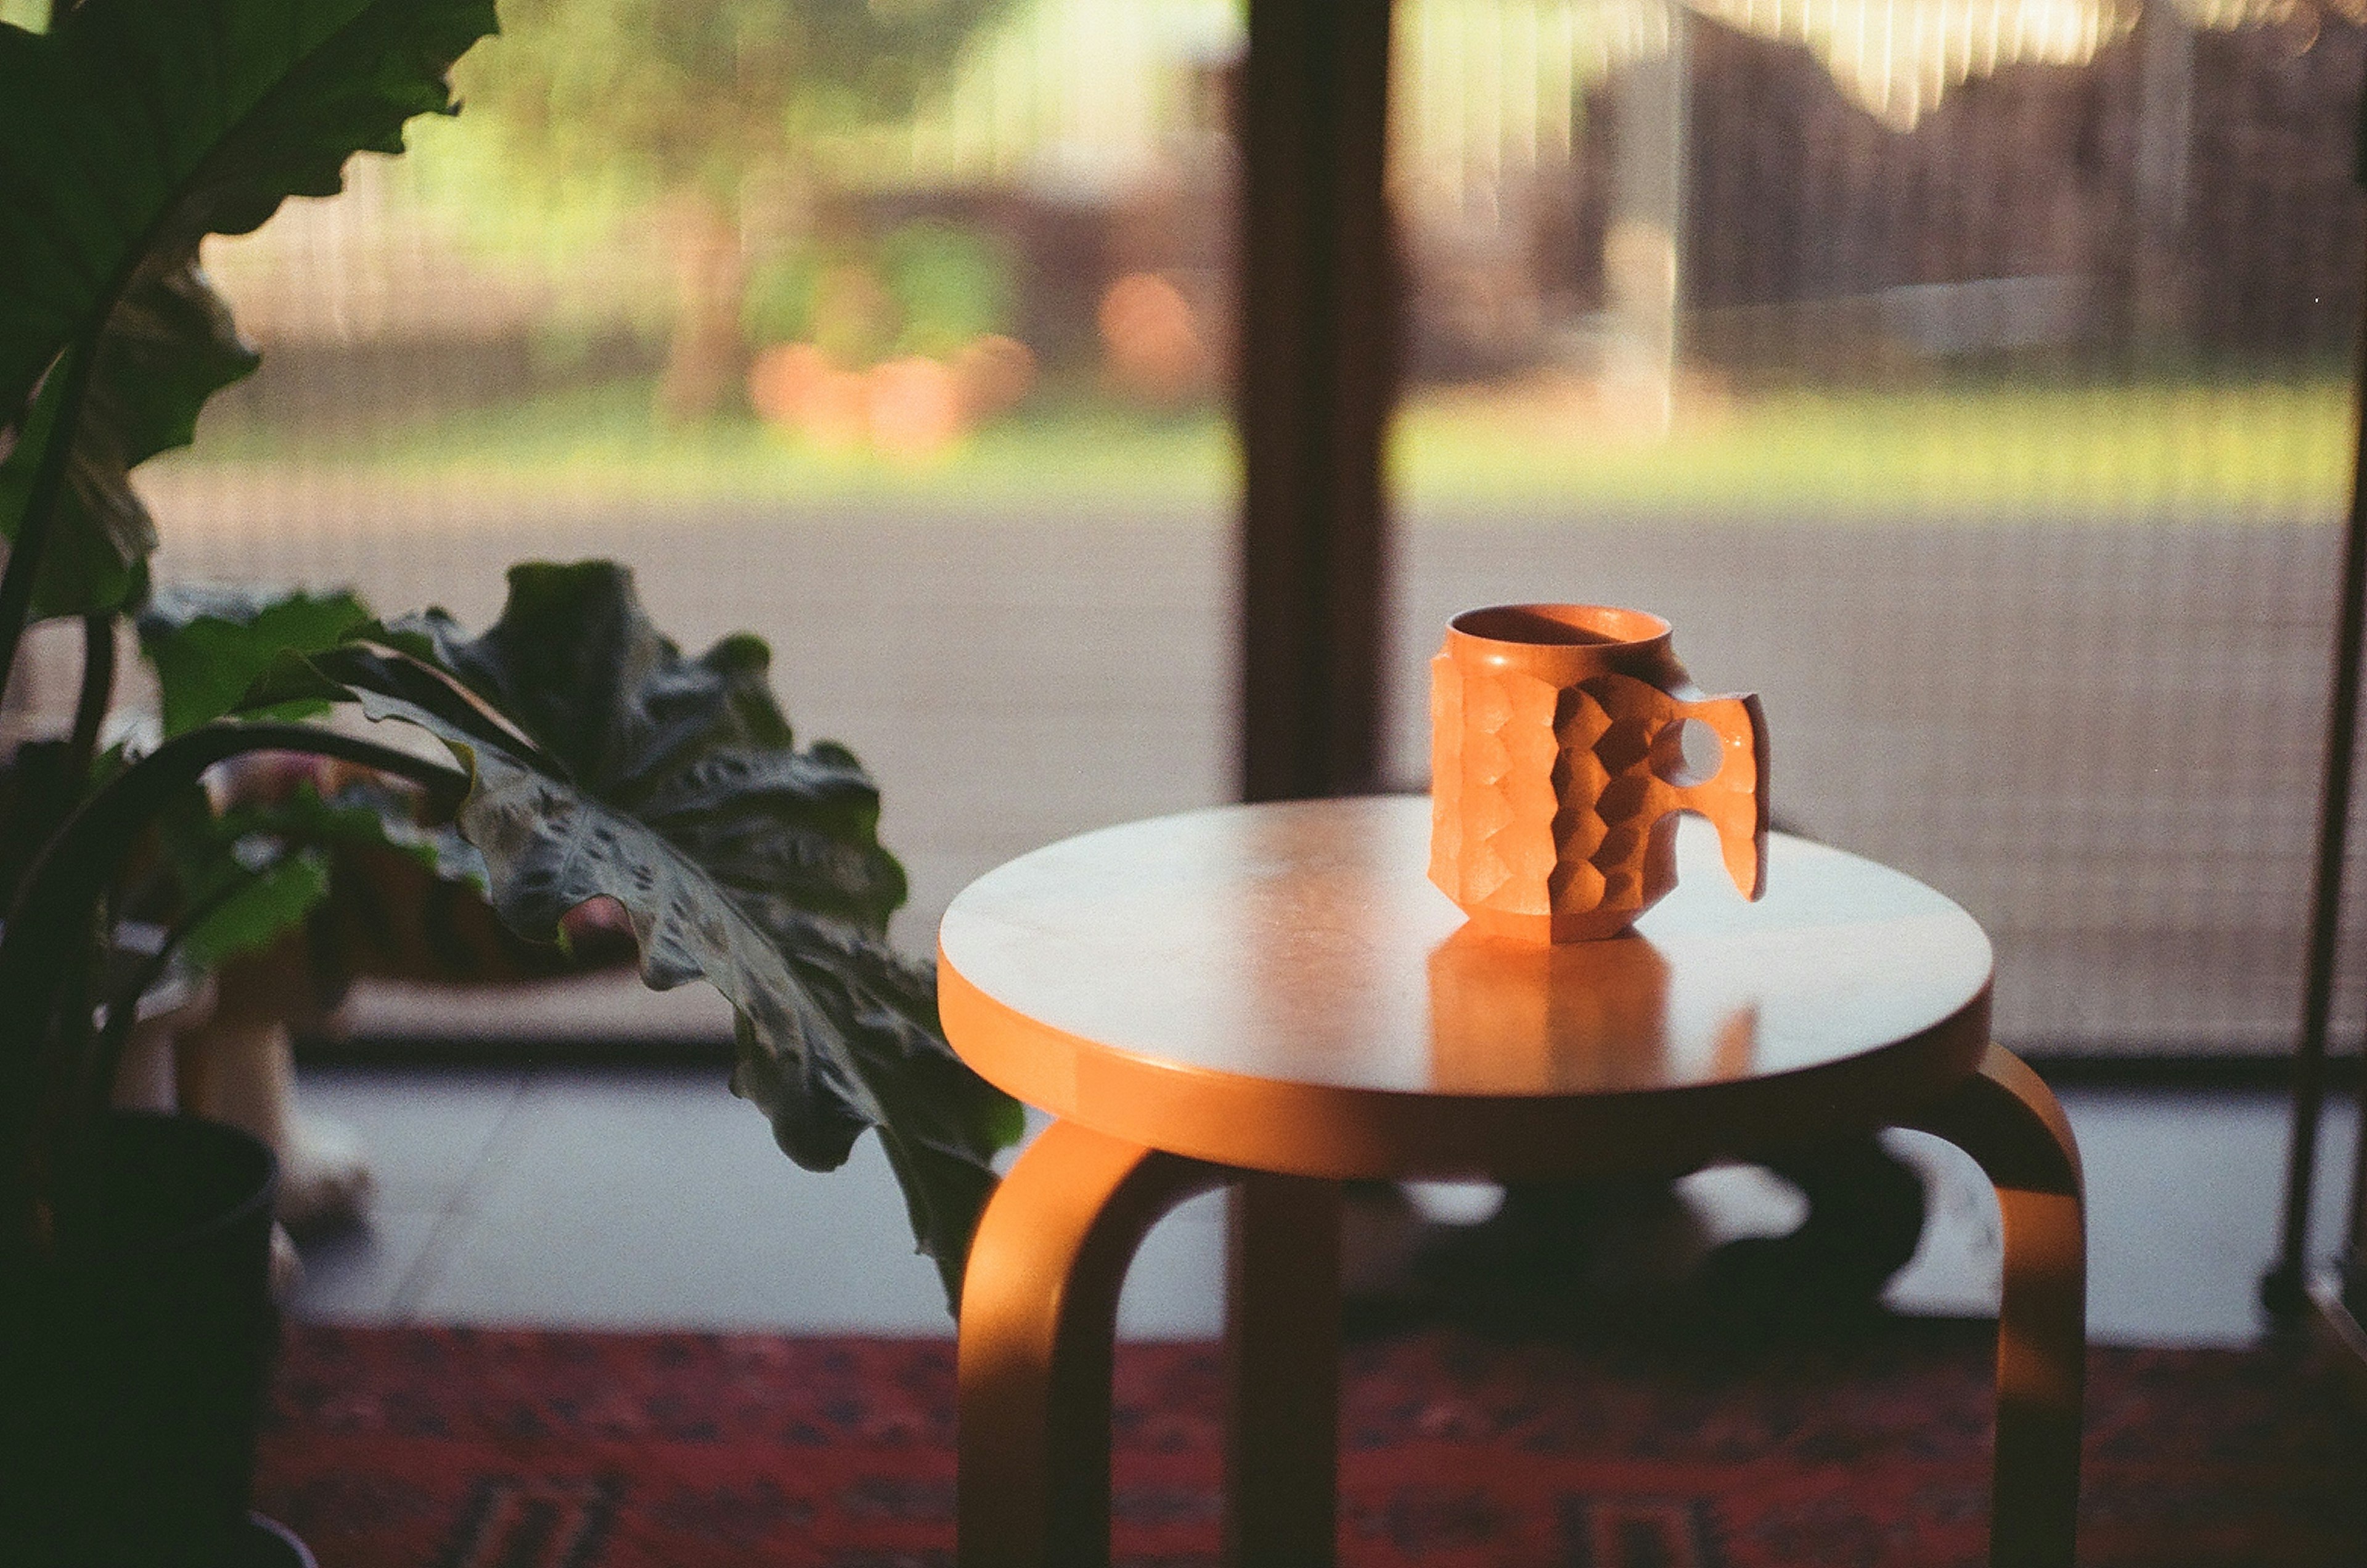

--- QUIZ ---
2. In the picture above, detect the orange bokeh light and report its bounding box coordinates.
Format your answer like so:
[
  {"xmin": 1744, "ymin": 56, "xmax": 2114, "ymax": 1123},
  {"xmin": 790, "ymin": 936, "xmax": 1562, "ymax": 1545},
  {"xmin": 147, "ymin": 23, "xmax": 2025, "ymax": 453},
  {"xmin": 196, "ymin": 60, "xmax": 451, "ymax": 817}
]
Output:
[{"xmin": 1098, "ymin": 272, "xmax": 1209, "ymax": 404}]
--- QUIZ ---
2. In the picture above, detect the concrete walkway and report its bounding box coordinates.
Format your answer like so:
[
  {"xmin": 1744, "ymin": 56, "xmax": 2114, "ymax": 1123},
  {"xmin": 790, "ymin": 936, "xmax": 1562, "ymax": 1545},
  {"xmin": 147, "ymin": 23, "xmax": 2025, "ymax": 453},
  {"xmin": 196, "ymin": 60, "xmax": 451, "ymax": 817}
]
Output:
[{"xmin": 146, "ymin": 469, "xmax": 2360, "ymax": 1056}]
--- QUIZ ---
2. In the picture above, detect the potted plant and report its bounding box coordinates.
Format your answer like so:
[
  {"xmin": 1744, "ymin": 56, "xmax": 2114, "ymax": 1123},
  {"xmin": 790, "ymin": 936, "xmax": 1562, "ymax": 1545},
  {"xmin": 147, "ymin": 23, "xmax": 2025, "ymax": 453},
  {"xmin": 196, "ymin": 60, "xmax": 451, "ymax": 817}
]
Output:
[{"xmin": 0, "ymin": 0, "xmax": 1021, "ymax": 1560}]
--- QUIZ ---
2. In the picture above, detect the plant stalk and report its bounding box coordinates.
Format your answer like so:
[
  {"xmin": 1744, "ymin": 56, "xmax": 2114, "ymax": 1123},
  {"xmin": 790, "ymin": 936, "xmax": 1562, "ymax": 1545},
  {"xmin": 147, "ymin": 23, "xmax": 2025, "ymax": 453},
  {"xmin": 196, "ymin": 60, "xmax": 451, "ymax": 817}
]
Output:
[
  {"xmin": 0, "ymin": 345, "xmax": 97, "ymax": 713},
  {"xmin": 63, "ymin": 613, "xmax": 116, "ymax": 788},
  {"xmin": 83, "ymin": 862, "xmax": 272, "ymax": 1127},
  {"xmin": 1, "ymin": 720, "xmax": 468, "ymax": 1254}
]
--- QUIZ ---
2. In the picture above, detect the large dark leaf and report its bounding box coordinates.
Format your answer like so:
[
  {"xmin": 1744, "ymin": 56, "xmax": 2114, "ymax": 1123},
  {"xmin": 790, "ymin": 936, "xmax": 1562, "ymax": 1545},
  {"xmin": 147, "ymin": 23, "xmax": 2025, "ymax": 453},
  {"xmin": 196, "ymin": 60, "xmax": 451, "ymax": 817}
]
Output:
[
  {"xmin": 0, "ymin": 258, "xmax": 255, "ymax": 615},
  {"xmin": 0, "ymin": 0, "xmax": 499, "ymax": 611},
  {"xmin": 249, "ymin": 562, "xmax": 1021, "ymax": 1305}
]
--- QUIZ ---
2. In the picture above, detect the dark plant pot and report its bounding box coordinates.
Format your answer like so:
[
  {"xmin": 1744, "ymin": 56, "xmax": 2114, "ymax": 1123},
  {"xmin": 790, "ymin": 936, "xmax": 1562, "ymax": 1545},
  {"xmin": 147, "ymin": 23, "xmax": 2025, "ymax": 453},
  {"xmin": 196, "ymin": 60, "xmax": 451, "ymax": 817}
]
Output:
[{"xmin": 0, "ymin": 1111, "xmax": 283, "ymax": 1566}]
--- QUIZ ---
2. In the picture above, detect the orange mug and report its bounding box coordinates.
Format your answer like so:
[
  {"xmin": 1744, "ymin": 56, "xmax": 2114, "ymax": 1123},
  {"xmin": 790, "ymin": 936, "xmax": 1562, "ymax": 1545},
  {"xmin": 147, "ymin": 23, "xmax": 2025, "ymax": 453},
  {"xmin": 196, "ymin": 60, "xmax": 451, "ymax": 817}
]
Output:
[{"xmin": 1428, "ymin": 603, "xmax": 1768, "ymax": 942}]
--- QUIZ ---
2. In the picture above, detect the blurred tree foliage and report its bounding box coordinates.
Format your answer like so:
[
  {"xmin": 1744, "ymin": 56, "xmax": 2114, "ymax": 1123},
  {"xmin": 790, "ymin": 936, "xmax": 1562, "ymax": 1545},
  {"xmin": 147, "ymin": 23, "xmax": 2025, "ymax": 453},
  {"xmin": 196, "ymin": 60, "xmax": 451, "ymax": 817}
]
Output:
[
  {"xmin": 456, "ymin": 0, "xmax": 1012, "ymax": 416},
  {"xmin": 743, "ymin": 220, "xmax": 1016, "ymax": 361},
  {"xmin": 463, "ymin": 0, "xmax": 1006, "ymax": 196}
]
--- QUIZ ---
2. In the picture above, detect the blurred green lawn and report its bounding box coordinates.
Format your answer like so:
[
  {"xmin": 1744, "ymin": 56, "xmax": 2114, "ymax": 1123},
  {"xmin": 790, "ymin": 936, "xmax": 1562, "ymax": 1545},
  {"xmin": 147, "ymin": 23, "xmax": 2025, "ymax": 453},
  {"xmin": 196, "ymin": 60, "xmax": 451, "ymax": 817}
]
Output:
[{"xmin": 167, "ymin": 374, "xmax": 2354, "ymax": 518}]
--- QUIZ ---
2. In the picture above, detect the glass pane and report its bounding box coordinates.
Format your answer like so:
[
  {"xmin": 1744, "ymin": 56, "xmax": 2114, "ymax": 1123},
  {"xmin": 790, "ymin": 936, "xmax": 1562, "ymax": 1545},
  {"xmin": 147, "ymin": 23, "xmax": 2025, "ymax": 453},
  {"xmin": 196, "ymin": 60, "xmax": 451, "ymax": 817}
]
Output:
[
  {"xmin": 1384, "ymin": 0, "xmax": 2363, "ymax": 1057},
  {"xmin": 145, "ymin": 0, "xmax": 1248, "ymax": 1032}
]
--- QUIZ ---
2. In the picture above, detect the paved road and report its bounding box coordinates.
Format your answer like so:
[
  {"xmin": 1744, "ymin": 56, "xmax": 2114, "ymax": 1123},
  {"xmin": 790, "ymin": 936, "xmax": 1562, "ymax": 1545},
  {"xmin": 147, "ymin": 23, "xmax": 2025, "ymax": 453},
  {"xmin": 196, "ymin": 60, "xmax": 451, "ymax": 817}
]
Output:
[{"xmin": 145, "ymin": 467, "xmax": 2361, "ymax": 1057}]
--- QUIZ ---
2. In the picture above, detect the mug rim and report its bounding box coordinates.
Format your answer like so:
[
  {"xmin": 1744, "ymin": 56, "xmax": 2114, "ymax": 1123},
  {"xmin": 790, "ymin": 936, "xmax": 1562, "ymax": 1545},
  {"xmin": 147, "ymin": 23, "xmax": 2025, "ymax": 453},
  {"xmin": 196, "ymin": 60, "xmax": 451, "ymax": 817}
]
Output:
[{"xmin": 1447, "ymin": 603, "xmax": 1670, "ymax": 650}]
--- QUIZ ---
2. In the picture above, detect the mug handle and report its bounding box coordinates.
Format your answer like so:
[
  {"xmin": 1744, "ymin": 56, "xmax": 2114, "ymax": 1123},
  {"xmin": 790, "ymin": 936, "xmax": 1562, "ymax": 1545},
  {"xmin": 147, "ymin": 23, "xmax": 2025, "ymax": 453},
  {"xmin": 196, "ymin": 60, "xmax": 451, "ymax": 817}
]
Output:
[{"xmin": 1660, "ymin": 691, "xmax": 1770, "ymax": 900}]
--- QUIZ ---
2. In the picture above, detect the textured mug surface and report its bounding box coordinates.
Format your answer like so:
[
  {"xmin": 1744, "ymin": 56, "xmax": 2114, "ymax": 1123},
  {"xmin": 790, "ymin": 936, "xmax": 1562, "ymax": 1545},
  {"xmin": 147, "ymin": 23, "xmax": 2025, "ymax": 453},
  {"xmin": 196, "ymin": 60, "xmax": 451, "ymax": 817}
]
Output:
[{"xmin": 1429, "ymin": 603, "xmax": 1768, "ymax": 942}]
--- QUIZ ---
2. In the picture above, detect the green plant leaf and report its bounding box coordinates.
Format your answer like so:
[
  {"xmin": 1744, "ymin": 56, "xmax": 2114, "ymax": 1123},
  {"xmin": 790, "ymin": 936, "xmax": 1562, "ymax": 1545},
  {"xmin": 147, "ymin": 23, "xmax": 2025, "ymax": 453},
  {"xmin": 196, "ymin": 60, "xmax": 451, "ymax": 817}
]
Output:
[
  {"xmin": 0, "ymin": 345, "xmax": 145, "ymax": 615},
  {"xmin": 248, "ymin": 561, "xmax": 1022, "ymax": 1304},
  {"xmin": 27, "ymin": 258, "xmax": 258, "ymax": 612},
  {"xmin": 0, "ymin": 258, "xmax": 259, "ymax": 615},
  {"xmin": 0, "ymin": 718, "xmax": 470, "ymax": 1258},
  {"xmin": 0, "ymin": 0, "xmax": 499, "ymax": 611},
  {"xmin": 138, "ymin": 582, "xmax": 375, "ymax": 737},
  {"xmin": 160, "ymin": 775, "xmax": 485, "ymax": 971},
  {"xmin": 172, "ymin": 838, "xmax": 334, "ymax": 974}
]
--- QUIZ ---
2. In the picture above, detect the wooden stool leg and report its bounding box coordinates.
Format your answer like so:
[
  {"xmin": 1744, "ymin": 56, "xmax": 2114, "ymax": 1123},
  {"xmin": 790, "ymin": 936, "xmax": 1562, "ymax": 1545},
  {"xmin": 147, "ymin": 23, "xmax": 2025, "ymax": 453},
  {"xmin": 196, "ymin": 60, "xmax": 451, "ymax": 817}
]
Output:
[
  {"xmin": 1903, "ymin": 1044, "xmax": 2086, "ymax": 1568},
  {"xmin": 1225, "ymin": 1173, "xmax": 1342, "ymax": 1568},
  {"xmin": 957, "ymin": 1120, "xmax": 1224, "ymax": 1568}
]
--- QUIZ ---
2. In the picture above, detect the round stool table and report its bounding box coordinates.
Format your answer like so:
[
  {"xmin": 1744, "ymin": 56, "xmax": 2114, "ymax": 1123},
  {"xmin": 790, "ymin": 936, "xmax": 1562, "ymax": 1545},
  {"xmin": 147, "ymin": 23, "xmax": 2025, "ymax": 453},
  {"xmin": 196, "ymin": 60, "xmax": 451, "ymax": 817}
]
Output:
[{"xmin": 938, "ymin": 797, "xmax": 2083, "ymax": 1568}]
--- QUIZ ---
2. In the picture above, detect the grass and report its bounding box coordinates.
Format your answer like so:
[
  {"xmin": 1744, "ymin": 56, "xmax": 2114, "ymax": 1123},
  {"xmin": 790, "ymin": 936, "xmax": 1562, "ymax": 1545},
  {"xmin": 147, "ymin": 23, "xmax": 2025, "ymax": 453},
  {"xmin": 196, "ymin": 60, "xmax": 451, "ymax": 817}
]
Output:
[
  {"xmin": 174, "ymin": 383, "xmax": 1233, "ymax": 513},
  {"xmin": 160, "ymin": 371, "xmax": 2357, "ymax": 521},
  {"xmin": 1402, "ymin": 375, "xmax": 2351, "ymax": 518}
]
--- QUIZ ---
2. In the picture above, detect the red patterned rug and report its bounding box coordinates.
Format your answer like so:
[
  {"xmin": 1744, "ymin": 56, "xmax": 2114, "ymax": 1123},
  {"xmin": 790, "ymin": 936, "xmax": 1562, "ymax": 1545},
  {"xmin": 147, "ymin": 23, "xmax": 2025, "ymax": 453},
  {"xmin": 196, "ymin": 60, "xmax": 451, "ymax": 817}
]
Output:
[{"xmin": 255, "ymin": 1318, "xmax": 2364, "ymax": 1567}]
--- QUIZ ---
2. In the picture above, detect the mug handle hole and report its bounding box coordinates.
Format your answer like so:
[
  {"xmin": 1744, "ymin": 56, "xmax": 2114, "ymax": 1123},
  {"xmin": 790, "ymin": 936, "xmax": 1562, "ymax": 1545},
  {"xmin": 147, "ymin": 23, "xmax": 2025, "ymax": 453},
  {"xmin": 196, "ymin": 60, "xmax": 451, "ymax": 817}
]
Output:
[{"xmin": 1651, "ymin": 717, "xmax": 1725, "ymax": 788}]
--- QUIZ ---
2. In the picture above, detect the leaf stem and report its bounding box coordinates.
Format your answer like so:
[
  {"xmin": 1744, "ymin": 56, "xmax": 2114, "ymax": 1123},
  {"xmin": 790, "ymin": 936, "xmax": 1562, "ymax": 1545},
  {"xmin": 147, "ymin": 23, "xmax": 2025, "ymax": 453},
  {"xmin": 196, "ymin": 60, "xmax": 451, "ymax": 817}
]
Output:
[
  {"xmin": 0, "ymin": 719, "xmax": 469, "ymax": 1252},
  {"xmin": 63, "ymin": 611, "xmax": 115, "ymax": 787},
  {"xmin": 0, "ymin": 344, "xmax": 96, "ymax": 711},
  {"xmin": 83, "ymin": 863, "xmax": 270, "ymax": 1128}
]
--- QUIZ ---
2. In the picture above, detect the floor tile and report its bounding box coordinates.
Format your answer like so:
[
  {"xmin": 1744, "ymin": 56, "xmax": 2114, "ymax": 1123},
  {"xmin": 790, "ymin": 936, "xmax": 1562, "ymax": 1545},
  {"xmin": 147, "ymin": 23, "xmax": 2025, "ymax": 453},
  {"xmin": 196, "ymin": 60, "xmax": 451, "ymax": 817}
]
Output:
[
  {"xmin": 284, "ymin": 1064, "xmax": 2367, "ymax": 1348},
  {"xmin": 1116, "ymin": 1189, "xmax": 1226, "ymax": 1339},
  {"xmin": 294, "ymin": 1065, "xmax": 530, "ymax": 1210},
  {"xmin": 1881, "ymin": 1130, "xmax": 2006, "ymax": 1318},
  {"xmin": 2062, "ymin": 1085, "xmax": 2359, "ymax": 1345},
  {"xmin": 284, "ymin": 1207, "xmax": 447, "ymax": 1322},
  {"xmin": 406, "ymin": 1068, "xmax": 958, "ymax": 1332},
  {"xmin": 1875, "ymin": 1087, "xmax": 2362, "ymax": 1344}
]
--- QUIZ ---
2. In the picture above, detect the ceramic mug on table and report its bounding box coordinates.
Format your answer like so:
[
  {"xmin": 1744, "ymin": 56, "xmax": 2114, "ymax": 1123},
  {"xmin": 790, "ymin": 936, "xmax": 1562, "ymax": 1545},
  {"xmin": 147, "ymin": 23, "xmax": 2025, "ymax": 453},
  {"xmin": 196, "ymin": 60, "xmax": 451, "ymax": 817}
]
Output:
[{"xmin": 1428, "ymin": 603, "xmax": 1768, "ymax": 942}]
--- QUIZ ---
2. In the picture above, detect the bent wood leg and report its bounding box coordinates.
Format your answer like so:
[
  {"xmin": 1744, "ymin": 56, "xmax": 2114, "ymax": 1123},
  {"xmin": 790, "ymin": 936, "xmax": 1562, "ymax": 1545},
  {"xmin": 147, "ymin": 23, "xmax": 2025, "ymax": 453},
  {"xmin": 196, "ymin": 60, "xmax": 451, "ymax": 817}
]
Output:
[
  {"xmin": 958, "ymin": 1119, "xmax": 1226, "ymax": 1568},
  {"xmin": 1225, "ymin": 1174, "xmax": 1343, "ymax": 1568},
  {"xmin": 1903, "ymin": 1043, "xmax": 2086, "ymax": 1568}
]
